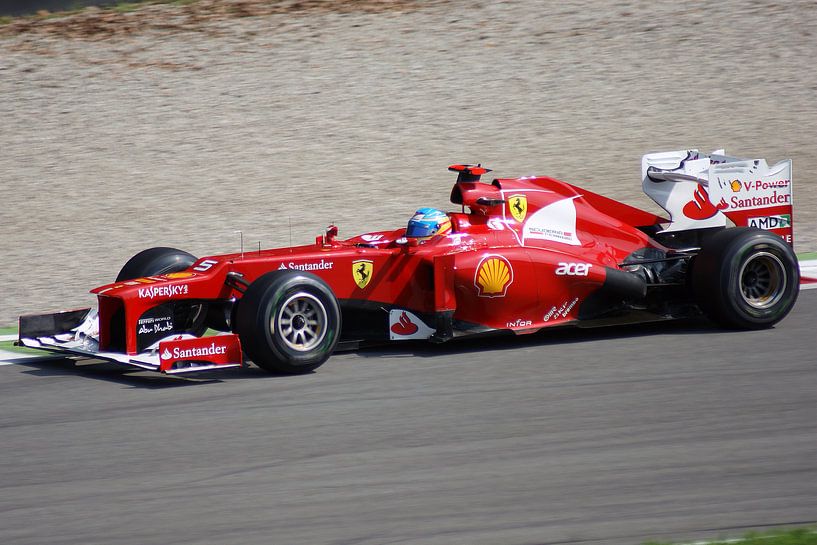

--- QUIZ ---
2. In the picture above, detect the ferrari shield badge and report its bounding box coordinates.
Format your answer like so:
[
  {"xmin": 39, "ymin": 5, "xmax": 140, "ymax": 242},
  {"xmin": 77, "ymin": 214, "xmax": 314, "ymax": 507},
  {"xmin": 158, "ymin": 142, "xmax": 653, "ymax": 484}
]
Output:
[
  {"xmin": 509, "ymin": 194, "xmax": 527, "ymax": 222},
  {"xmin": 352, "ymin": 259, "xmax": 374, "ymax": 289}
]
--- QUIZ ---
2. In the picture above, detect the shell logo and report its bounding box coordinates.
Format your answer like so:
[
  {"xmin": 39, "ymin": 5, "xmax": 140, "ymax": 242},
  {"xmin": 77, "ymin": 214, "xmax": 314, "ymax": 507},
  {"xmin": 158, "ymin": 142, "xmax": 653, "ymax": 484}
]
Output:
[{"xmin": 474, "ymin": 255, "xmax": 514, "ymax": 298}]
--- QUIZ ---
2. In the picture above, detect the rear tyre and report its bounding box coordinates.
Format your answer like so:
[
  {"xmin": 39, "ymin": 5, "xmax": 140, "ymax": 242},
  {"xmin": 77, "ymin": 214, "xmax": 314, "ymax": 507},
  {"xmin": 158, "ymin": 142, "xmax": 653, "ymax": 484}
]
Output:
[
  {"xmin": 692, "ymin": 227, "xmax": 799, "ymax": 329},
  {"xmin": 234, "ymin": 270, "xmax": 341, "ymax": 374},
  {"xmin": 116, "ymin": 247, "xmax": 197, "ymax": 281}
]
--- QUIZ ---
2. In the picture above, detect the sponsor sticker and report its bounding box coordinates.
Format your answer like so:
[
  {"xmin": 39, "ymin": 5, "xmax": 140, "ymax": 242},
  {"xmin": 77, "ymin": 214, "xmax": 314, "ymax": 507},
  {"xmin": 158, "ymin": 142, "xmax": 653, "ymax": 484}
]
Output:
[
  {"xmin": 544, "ymin": 297, "xmax": 579, "ymax": 322},
  {"xmin": 474, "ymin": 255, "xmax": 514, "ymax": 298},
  {"xmin": 736, "ymin": 179, "xmax": 790, "ymax": 192},
  {"xmin": 157, "ymin": 334, "xmax": 242, "ymax": 372},
  {"xmin": 748, "ymin": 214, "xmax": 791, "ymax": 230},
  {"xmin": 138, "ymin": 284, "xmax": 189, "ymax": 299},
  {"xmin": 352, "ymin": 259, "xmax": 374, "ymax": 289},
  {"xmin": 361, "ymin": 234, "xmax": 384, "ymax": 242},
  {"xmin": 165, "ymin": 272, "xmax": 194, "ymax": 279},
  {"xmin": 137, "ymin": 315, "xmax": 174, "ymax": 335},
  {"xmin": 278, "ymin": 259, "xmax": 335, "ymax": 272},
  {"xmin": 555, "ymin": 262, "xmax": 592, "ymax": 276},
  {"xmin": 389, "ymin": 310, "xmax": 435, "ymax": 340},
  {"xmin": 506, "ymin": 319, "xmax": 533, "ymax": 328},
  {"xmin": 710, "ymin": 159, "xmax": 793, "ymax": 213},
  {"xmin": 682, "ymin": 185, "xmax": 727, "ymax": 220},
  {"xmin": 508, "ymin": 194, "xmax": 528, "ymax": 222},
  {"xmin": 728, "ymin": 192, "xmax": 791, "ymax": 210},
  {"xmin": 160, "ymin": 341, "xmax": 228, "ymax": 361},
  {"xmin": 521, "ymin": 196, "xmax": 581, "ymax": 246}
]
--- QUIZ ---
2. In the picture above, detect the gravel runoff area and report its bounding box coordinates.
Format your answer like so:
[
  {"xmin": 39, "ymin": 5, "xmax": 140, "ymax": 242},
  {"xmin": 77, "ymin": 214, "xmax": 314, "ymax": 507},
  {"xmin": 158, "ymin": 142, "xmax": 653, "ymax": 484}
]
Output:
[{"xmin": 1, "ymin": 0, "xmax": 816, "ymax": 326}]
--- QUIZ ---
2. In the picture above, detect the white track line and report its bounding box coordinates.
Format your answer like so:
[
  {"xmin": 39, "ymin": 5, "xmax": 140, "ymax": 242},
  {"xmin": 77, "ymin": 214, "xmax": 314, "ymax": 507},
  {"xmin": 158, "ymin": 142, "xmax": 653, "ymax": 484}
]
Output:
[
  {"xmin": 0, "ymin": 348, "xmax": 45, "ymax": 365},
  {"xmin": 800, "ymin": 259, "xmax": 817, "ymax": 290}
]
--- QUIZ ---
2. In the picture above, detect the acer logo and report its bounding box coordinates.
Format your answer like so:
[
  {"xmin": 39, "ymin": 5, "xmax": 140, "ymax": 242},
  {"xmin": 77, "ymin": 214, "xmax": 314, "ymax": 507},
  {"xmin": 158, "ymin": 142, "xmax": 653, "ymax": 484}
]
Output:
[{"xmin": 555, "ymin": 262, "xmax": 591, "ymax": 276}]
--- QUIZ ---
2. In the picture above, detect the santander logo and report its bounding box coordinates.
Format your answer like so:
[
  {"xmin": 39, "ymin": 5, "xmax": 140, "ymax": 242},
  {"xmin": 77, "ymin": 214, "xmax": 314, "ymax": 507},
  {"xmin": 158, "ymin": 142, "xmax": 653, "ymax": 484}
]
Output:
[
  {"xmin": 682, "ymin": 185, "xmax": 727, "ymax": 220},
  {"xmin": 390, "ymin": 311, "xmax": 419, "ymax": 336}
]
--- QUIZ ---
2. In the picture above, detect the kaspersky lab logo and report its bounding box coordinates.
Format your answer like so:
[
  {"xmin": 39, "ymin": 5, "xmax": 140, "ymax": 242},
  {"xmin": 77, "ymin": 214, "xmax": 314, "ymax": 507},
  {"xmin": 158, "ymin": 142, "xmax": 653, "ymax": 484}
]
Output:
[{"xmin": 748, "ymin": 214, "xmax": 791, "ymax": 230}]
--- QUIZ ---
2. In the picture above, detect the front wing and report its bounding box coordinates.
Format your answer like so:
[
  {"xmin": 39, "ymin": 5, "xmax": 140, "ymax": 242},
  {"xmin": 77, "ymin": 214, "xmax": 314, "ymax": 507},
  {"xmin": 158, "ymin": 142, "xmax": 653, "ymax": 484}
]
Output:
[{"xmin": 18, "ymin": 309, "xmax": 243, "ymax": 375}]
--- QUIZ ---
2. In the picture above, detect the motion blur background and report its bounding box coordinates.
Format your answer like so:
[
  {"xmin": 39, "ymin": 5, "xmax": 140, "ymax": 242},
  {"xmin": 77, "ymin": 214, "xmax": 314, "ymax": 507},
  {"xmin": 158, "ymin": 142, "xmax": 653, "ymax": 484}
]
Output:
[
  {"xmin": 1, "ymin": 0, "xmax": 124, "ymax": 16},
  {"xmin": 1, "ymin": 0, "xmax": 815, "ymax": 324}
]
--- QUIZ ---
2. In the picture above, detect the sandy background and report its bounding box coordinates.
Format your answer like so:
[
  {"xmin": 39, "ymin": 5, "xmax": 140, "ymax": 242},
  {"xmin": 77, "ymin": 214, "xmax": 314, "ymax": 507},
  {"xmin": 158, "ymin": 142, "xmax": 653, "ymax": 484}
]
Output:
[{"xmin": 1, "ymin": 0, "xmax": 815, "ymax": 326}]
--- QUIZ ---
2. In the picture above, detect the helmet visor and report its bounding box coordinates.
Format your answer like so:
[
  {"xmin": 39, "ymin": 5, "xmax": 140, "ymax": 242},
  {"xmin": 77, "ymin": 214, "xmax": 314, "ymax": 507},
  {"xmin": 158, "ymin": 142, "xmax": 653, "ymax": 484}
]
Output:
[{"xmin": 406, "ymin": 220, "xmax": 439, "ymax": 238}]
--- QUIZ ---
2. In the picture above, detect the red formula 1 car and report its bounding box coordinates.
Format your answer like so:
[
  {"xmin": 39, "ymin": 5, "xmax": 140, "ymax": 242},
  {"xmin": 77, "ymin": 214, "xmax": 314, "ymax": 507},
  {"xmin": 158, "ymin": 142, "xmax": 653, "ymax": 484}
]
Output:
[{"xmin": 19, "ymin": 149, "xmax": 800, "ymax": 375}]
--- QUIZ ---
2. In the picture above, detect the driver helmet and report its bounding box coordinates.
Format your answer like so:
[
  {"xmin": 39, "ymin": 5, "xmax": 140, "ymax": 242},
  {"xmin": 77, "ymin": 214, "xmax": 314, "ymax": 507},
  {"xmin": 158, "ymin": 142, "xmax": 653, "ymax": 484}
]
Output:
[{"xmin": 406, "ymin": 207, "xmax": 452, "ymax": 239}]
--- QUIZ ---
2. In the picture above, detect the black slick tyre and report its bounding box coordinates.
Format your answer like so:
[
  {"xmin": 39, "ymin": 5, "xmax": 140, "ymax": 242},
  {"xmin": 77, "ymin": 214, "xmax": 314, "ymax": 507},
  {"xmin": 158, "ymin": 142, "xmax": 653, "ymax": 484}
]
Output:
[
  {"xmin": 116, "ymin": 247, "xmax": 205, "ymax": 337},
  {"xmin": 116, "ymin": 247, "xmax": 197, "ymax": 281},
  {"xmin": 234, "ymin": 270, "xmax": 341, "ymax": 374},
  {"xmin": 692, "ymin": 227, "xmax": 799, "ymax": 329}
]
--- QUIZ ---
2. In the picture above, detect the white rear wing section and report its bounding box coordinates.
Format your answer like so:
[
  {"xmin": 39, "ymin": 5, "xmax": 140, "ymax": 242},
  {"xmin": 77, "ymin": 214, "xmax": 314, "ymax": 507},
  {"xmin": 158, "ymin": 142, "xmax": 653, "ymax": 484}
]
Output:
[{"xmin": 642, "ymin": 150, "xmax": 793, "ymax": 244}]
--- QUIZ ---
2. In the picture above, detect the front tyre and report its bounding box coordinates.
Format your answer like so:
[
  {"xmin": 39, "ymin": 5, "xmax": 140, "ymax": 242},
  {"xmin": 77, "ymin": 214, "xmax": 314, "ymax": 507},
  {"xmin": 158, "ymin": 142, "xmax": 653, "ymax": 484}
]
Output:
[
  {"xmin": 116, "ymin": 247, "xmax": 197, "ymax": 281},
  {"xmin": 234, "ymin": 270, "xmax": 341, "ymax": 374},
  {"xmin": 692, "ymin": 227, "xmax": 799, "ymax": 329},
  {"xmin": 117, "ymin": 247, "xmax": 206, "ymax": 336}
]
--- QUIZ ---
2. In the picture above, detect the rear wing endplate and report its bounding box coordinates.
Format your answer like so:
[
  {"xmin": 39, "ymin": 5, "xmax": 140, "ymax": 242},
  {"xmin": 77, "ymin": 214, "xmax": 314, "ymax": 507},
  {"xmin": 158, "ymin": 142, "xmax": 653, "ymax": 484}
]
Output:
[{"xmin": 642, "ymin": 150, "xmax": 793, "ymax": 244}]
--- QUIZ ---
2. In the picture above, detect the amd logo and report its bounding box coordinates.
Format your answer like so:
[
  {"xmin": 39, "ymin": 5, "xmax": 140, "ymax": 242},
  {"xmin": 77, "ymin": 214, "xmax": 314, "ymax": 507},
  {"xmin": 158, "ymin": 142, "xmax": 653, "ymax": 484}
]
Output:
[
  {"xmin": 555, "ymin": 262, "xmax": 592, "ymax": 276},
  {"xmin": 748, "ymin": 214, "xmax": 791, "ymax": 230}
]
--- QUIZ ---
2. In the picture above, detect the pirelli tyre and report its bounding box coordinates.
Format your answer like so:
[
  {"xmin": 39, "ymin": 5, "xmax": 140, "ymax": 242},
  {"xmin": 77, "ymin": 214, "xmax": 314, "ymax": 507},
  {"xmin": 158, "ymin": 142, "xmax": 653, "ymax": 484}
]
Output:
[
  {"xmin": 116, "ymin": 247, "xmax": 197, "ymax": 281},
  {"xmin": 234, "ymin": 270, "xmax": 341, "ymax": 374},
  {"xmin": 692, "ymin": 227, "xmax": 799, "ymax": 329}
]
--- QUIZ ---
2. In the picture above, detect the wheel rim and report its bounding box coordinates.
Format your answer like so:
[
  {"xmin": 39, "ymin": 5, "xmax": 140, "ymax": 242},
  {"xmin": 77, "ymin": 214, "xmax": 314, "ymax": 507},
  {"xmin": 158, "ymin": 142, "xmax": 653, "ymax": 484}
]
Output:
[
  {"xmin": 273, "ymin": 292, "xmax": 327, "ymax": 352},
  {"xmin": 739, "ymin": 251, "xmax": 787, "ymax": 309}
]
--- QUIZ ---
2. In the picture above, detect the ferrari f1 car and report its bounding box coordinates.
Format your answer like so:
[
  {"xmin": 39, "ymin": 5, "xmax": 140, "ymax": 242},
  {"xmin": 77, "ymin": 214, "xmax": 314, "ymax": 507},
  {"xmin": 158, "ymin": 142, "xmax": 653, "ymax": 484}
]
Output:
[{"xmin": 19, "ymin": 149, "xmax": 799, "ymax": 375}]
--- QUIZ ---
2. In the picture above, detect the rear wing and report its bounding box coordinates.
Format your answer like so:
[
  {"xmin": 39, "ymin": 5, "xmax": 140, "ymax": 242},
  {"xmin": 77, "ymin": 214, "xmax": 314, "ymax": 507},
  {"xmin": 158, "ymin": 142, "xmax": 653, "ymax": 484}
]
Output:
[{"xmin": 642, "ymin": 150, "xmax": 793, "ymax": 244}]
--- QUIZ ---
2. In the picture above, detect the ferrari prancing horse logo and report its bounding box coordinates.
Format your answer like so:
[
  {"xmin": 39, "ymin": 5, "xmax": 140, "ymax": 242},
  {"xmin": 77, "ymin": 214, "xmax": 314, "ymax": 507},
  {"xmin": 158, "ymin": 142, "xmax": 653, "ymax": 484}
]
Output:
[
  {"xmin": 509, "ymin": 194, "xmax": 527, "ymax": 222},
  {"xmin": 352, "ymin": 259, "xmax": 374, "ymax": 289}
]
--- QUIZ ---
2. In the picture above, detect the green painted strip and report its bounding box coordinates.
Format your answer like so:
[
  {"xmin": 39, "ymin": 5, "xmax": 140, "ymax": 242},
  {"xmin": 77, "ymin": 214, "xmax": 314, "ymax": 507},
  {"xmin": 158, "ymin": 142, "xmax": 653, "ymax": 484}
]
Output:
[
  {"xmin": 0, "ymin": 341, "xmax": 42, "ymax": 356},
  {"xmin": 644, "ymin": 527, "xmax": 817, "ymax": 545},
  {"xmin": 798, "ymin": 251, "xmax": 817, "ymax": 260},
  {"xmin": 0, "ymin": 326, "xmax": 17, "ymax": 335}
]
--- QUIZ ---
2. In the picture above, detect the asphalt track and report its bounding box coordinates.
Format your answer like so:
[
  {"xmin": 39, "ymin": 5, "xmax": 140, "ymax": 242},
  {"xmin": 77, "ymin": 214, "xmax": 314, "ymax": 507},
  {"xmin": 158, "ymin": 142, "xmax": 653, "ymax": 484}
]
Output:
[{"xmin": 0, "ymin": 289, "xmax": 813, "ymax": 545}]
